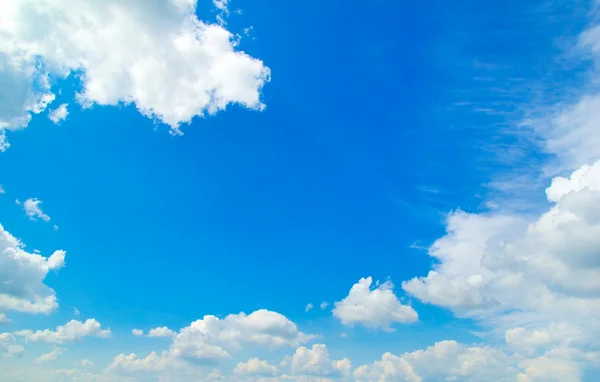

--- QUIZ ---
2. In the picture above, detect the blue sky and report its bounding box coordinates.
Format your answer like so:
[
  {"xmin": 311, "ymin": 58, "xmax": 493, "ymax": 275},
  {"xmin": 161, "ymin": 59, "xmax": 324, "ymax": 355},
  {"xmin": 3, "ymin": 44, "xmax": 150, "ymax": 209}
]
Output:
[{"xmin": 1, "ymin": 0, "xmax": 600, "ymax": 381}]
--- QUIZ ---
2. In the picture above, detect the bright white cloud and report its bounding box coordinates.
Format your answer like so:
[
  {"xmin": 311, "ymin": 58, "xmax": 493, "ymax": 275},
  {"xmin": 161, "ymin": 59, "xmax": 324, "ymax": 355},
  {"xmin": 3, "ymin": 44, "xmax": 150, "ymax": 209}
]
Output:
[
  {"xmin": 48, "ymin": 103, "xmax": 68, "ymax": 125},
  {"xmin": 291, "ymin": 344, "xmax": 352, "ymax": 378},
  {"xmin": 333, "ymin": 277, "xmax": 418, "ymax": 331},
  {"xmin": 15, "ymin": 319, "xmax": 111, "ymax": 343},
  {"xmin": 234, "ymin": 358, "xmax": 278, "ymax": 376},
  {"xmin": 35, "ymin": 347, "xmax": 65, "ymax": 363},
  {"xmin": 213, "ymin": 0, "xmax": 229, "ymax": 13},
  {"xmin": 0, "ymin": 333, "xmax": 24, "ymax": 358},
  {"xmin": 355, "ymin": 340, "xmax": 517, "ymax": 382},
  {"xmin": 132, "ymin": 329, "xmax": 144, "ymax": 336},
  {"xmin": 148, "ymin": 326, "xmax": 176, "ymax": 338},
  {"xmin": 0, "ymin": 0, "xmax": 270, "ymax": 149},
  {"xmin": 171, "ymin": 309, "xmax": 315, "ymax": 361},
  {"xmin": 0, "ymin": 223, "xmax": 65, "ymax": 314},
  {"xmin": 22, "ymin": 198, "xmax": 51, "ymax": 222}
]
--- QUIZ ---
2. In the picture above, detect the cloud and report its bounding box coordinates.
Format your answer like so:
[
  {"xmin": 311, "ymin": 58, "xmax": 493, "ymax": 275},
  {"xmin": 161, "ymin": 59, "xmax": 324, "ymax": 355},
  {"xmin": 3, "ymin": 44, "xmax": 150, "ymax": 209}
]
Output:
[
  {"xmin": 80, "ymin": 359, "xmax": 94, "ymax": 368},
  {"xmin": 35, "ymin": 347, "xmax": 65, "ymax": 363},
  {"xmin": 355, "ymin": 340, "xmax": 517, "ymax": 382},
  {"xmin": 21, "ymin": 198, "xmax": 51, "ymax": 222},
  {"xmin": 319, "ymin": 301, "xmax": 329, "ymax": 310},
  {"xmin": 0, "ymin": 314, "xmax": 10, "ymax": 324},
  {"xmin": 15, "ymin": 318, "xmax": 111, "ymax": 343},
  {"xmin": 0, "ymin": 185, "xmax": 5, "ymax": 194},
  {"xmin": 213, "ymin": 0, "xmax": 229, "ymax": 14},
  {"xmin": 291, "ymin": 344, "xmax": 352, "ymax": 378},
  {"xmin": 148, "ymin": 326, "xmax": 176, "ymax": 338},
  {"xmin": 0, "ymin": 223, "xmax": 66, "ymax": 314},
  {"xmin": 48, "ymin": 103, "xmax": 68, "ymax": 125},
  {"xmin": 304, "ymin": 303, "xmax": 313, "ymax": 312},
  {"xmin": 0, "ymin": 0, "xmax": 270, "ymax": 148},
  {"xmin": 333, "ymin": 277, "xmax": 418, "ymax": 331},
  {"xmin": 0, "ymin": 333, "xmax": 24, "ymax": 358},
  {"xmin": 171, "ymin": 309, "xmax": 315, "ymax": 362},
  {"xmin": 132, "ymin": 329, "xmax": 144, "ymax": 336},
  {"xmin": 234, "ymin": 358, "xmax": 278, "ymax": 376}
]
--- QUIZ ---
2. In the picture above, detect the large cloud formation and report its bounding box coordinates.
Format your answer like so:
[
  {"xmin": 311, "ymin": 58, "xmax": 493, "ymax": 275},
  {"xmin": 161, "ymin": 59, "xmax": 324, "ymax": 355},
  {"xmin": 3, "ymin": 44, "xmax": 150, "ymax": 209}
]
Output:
[
  {"xmin": 0, "ymin": 0, "xmax": 270, "ymax": 150},
  {"xmin": 0, "ymin": 223, "xmax": 66, "ymax": 314}
]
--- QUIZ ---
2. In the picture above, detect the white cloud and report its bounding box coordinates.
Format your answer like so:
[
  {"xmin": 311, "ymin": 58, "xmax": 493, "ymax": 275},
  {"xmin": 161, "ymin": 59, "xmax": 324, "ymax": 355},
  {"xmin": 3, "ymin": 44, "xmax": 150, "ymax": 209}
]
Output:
[
  {"xmin": 319, "ymin": 301, "xmax": 329, "ymax": 310},
  {"xmin": 0, "ymin": 333, "xmax": 24, "ymax": 358},
  {"xmin": 35, "ymin": 347, "xmax": 65, "ymax": 363},
  {"xmin": 0, "ymin": 223, "xmax": 66, "ymax": 314},
  {"xmin": 333, "ymin": 277, "xmax": 418, "ymax": 331},
  {"xmin": 304, "ymin": 303, "xmax": 313, "ymax": 312},
  {"xmin": 0, "ymin": 314, "xmax": 10, "ymax": 324},
  {"xmin": 48, "ymin": 103, "xmax": 68, "ymax": 125},
  {"xmin": 80, "ymin": 359, "xmax": 94, "ymax": 367},
  {"xmin": 355, "ymin": 340, "xmax": 517, "ymax": 382},
  {"xmin": 0, "ymin": 0, "xmax": 270, "ymax": 148},
  {"xmin": 22, "ymin": 198, "xmax": 51, "ymax": 222},
  {"xmin": 132, "ymin": 329, "xmax": 144, "ymax": 336},
  {"xmin": 148, "ymin": 326, "xmax": 176, "ymax": 338},
  {"xmin": 213, "ymin": 0, "xmax": 229, "ymax": 14},
  {"xmin": 171, "ymin": 309, "xmax": 315, "ymax": 361},
  {"xmin": 291, "ymin": 344, "xmax": 351, "ymax": 378},
  {"xmin": 234, "ymin": 358, "xmax": 278, "ymax": 376},
  {"xmin": 15, "ymin": 318, "xmax": 111, "ymax": 343}
]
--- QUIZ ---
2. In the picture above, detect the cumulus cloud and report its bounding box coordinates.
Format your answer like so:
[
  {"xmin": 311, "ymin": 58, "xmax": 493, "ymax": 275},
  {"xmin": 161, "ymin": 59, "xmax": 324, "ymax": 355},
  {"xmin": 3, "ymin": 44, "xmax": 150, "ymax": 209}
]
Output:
[
  {"xmin": 0, "ymin": 0, "xmax": 270, "ymax": 149},
  {"xmin": 333, "ymin": 277, "xmax": 418, "ymax": 331},
  {"xmin": 48, "ymin": 103, "xmax": 68, "ymax": 125},
  {"xmin": 355, "ymin": 340, "xmax": 516, "ymax": 382},
  {"xmin": 21, "ymin": 198, "xmax": 51, "ymax": 222},
  {"xmin": 35, "ymin": 347, "xmax": 64, "ymax": 363},
  {"xmin": 15, "ymin": 319, "xmax": 111, "ymax": 343},
  {"xmin": 0, "ymin": 223, "xmax": 66, "ymax": 314},
  {"xmin": 0, "ymin": 333, "xmax": 24, "ymax": 358},
  {"xmin": 291, "ymin": 344, "xmax": 352, "ymax": 378},
  {"xmin": 132, "ymin": 329, "xmax": 144, "ymax": 336},
  {"xmin": 234, "ymin": 358, "xmax": 278, "ymax": 376},
  {"xmin": 148, "ymin": 326, "xmax": 176, "ymax": 338},
  {"xmin": 171, "ymin": 309, "xmax": 315, "ymax": 362}
]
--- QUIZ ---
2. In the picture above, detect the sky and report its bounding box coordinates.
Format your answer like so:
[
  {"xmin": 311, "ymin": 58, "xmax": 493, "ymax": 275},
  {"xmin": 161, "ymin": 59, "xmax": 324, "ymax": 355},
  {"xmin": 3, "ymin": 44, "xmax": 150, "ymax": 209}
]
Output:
[{"xmin": 1, "ymin": 0, "xmax": 600, "ymax": 381}]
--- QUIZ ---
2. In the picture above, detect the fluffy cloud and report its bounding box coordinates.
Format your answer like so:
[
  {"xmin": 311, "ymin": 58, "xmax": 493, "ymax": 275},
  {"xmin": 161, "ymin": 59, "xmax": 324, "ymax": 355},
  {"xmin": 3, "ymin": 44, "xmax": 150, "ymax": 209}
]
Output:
[
  {"xmin": 132, "ymin": 329, "xmax": 144, "ymax": 336},
  {"xmin": 48, "ymin": 103, "xmax": 68, "ymax": 125},
  {"xmin": 148, "ymin": 326, "xmax": 176, "ymax": 338},
  {"xmin": 0, "ymin": 0, "xmax": 270, "ymax": 148},
  {"xmin": 355, "ymin": 340, "xmax": 517, "ymax": 382},
  {"xmin": 171, "ymin": 309, "xmax": 315, "ymax": 361},
  {"xmin": 15, "ymin": 318, "xmax": 111, "ymax": 343},
  {"xmin": 35, "ymin": 347, "xmax": 65, "ymax": 363},
  {"xmin": 291, "ymin": 344, "xmax": 351, "ymax": 378},
  {"xmin": 402, "ymin": 160, "xmax": 600, "ymax": 336},
  {"xmin": 21, "ymin": 198, "xmax": 51, "ymax": 222},
  {"xmin": 0, "ymin": 332, "xmax": 24, "ymax": 358},
  {"xmin": 333, "ymin": 277, "xmax": 418, "ymax": 331},
  {"xmin": 234, "ymin": 358, "xmax": 278, "ymax": 376},
  {"xmin": 0, "ymin": 223, "xmax": 65, "ymax": 314}
]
